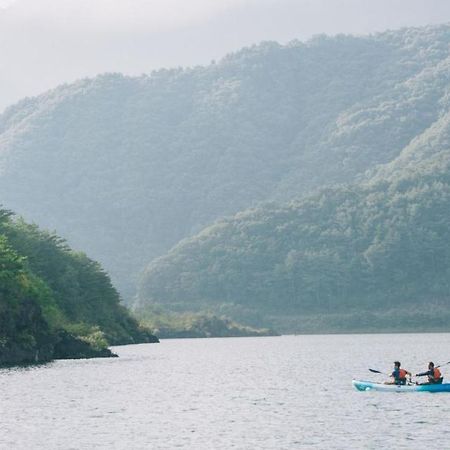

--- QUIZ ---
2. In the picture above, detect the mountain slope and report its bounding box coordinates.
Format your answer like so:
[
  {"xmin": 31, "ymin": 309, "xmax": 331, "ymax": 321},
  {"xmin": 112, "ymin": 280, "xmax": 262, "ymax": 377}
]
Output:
[
  {"xmin": 136, "ymin": 109, "xmax": 450, "ymax": 332},
  {"xmin": 2, "ymin": 25, "xmax": 450, "ymax": 297},
  {"xmin": 0, "ymin": 208, "xmax": 157, "ymax": 366}
]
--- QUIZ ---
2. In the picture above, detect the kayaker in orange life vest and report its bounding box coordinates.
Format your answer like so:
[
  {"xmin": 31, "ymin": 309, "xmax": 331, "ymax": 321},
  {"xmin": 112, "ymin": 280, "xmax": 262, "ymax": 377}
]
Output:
[
  {"xmin": 385, "ymin": 361, "xmax": 411, "ymax": 385},
  {"xmin": 415, "ymin": 362, "xmax": 443, "ymax": 385}
]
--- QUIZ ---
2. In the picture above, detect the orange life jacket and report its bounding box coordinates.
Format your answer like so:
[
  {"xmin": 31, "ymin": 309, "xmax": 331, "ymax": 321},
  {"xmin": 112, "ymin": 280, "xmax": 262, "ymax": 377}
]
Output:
[
  {"xmin": 398, "ymin": 368, "xmax": 408, "ymax": 379},
  {"xmin": 432, "ymin": 368, "xmax": 442, "ymax": 380}
]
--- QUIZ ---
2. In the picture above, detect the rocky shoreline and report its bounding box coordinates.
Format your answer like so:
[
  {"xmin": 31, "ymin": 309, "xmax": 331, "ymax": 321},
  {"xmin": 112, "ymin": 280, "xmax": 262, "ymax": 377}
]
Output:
[
  {"xmin": 0, "ymin": 329, "xmax": 159, "ymax": 368},
  {"xmin": 0, "ymin": 333, "xmax": 109, "ymax": 367}
]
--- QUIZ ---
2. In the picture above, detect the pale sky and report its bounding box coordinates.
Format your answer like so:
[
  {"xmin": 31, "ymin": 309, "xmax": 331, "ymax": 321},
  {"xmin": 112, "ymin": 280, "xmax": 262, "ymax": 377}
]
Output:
[{"xmin": 1, "ymin": 0, "xmax": 450, "ymax": 111}]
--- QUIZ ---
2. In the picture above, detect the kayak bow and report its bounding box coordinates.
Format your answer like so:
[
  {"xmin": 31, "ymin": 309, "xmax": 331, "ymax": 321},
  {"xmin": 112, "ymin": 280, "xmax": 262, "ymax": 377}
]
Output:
[{"xmin": 352, "ymin": 380, "xmax": 450, "ymax": 392}]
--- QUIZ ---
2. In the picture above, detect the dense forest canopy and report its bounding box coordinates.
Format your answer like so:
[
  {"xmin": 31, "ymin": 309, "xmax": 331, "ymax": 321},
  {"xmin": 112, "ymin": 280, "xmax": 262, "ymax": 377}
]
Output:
[
  {"xmin": 0, "ymin": 207, "xmax": 155, "ymax": 365},
  {"xmin": 2, "ymin": 25, "xmax": 450, "ymax": 299},
  {"xmin": 136, "ymin": 99, "xmax": 450, "ymax": 332}
]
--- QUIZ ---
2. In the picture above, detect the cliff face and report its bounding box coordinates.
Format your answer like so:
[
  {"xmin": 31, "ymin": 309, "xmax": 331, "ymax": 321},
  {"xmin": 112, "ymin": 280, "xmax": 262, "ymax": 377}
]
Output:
[
  {"xmin": 1, "ymin": 299, "xmax": 48, "ymax": 365},
  {"xmin": 0, "ymin": 297, "xmax": 119, "ymax": 366}
]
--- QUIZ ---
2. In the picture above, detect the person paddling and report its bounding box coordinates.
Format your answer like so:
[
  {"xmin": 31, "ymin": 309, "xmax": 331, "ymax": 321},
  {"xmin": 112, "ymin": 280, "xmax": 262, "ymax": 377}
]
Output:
[
  {"xmin": 385, "ymin": 361, "xmax": 411, "ymax": 385},
  {"xmin": 415, "ymin": 362, "xmax": 443, "ymax": 385}
]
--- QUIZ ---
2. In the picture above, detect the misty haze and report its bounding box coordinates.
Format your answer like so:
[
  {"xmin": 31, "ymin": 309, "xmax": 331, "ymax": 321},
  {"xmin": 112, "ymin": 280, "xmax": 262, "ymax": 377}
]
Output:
[{"xmin": 1, "ymin": 1, "xmax": 450, "ymax": 449}]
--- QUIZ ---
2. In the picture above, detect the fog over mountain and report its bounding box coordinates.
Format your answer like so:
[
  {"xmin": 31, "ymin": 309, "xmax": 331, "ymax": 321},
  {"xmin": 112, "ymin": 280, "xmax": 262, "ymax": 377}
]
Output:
[
  {"xmin": 2, "ymin": 0, "xmax": 450, "ymax": 110},
  {"xmin": 137, "ymin": 108, "xmax": 450, "ymax": 332},
  {"xmin": 2, "ymin": 24, "xmax": 450, "ymax": 322}
]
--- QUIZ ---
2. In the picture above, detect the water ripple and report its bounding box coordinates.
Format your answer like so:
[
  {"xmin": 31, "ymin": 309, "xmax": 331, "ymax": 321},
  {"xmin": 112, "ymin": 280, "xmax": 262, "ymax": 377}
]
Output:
[{"xmin": 0, "ymin": 334, "xmax": 449, "ymax": 449}]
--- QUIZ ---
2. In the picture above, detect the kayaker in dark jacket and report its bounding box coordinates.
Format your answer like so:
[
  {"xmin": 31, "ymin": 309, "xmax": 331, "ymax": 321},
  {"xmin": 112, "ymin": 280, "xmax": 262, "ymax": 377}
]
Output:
[
  {"xmin": 415, "ymin": 362, "xmax": 443, "ymax": 385},
  {"xmin": 385, "ymin": 361, "xmax": 411, "ymax": 385}
]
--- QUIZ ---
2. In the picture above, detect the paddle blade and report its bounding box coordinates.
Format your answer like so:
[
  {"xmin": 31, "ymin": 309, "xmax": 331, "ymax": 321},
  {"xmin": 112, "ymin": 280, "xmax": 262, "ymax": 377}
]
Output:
[
  {"xmin": 369, "ymin": 368, "xmax": 383, "ymax": 374},
  {"xmin": 436, "ymin": 361, "xmax": 450, "ymax": 368}
]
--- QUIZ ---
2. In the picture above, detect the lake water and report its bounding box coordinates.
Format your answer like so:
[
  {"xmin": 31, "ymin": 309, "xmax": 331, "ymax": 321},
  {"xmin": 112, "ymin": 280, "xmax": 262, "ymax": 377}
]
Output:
[{"xmin": 1, "ymin": 334, "xmax": 449, "ymax": 449}]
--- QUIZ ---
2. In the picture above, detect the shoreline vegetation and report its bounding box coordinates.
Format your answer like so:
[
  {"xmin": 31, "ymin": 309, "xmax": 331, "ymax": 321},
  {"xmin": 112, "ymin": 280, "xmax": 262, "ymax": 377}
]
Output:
[
  {"xmin": 138, "ymin": 309, "xmax": 278, "ymax": 339},
  {"xmin": 266, "ymin": 311, "xmax": 450, "ymax": 335},
  {"xmin": 4, "ymin": 25, "xmax": 450, "ymax": 305},
  {"xmin": 0, "ymin": 207, "xmax": 158, "ymax": 367}
]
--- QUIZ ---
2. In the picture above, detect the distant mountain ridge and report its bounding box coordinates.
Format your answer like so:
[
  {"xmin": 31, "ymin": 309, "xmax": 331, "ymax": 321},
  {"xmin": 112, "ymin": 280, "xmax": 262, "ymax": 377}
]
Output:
[
  {"xmin": 136, "ymin": 102, "xmax": 450, "ymax": 332},
  {"xmin": 1, "ymin": 24, "xmax": 450, "ymax": 301}
]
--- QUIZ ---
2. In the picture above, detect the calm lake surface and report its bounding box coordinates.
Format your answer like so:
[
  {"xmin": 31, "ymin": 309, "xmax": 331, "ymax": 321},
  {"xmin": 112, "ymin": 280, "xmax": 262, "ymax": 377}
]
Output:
[{"xmin": 1, "ymin": 334, "xmax": 450, "ymax": 449}]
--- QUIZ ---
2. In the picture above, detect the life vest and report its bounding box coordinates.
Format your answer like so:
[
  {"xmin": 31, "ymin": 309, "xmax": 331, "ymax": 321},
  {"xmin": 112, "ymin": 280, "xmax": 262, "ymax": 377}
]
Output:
[
  {"xmin": 398, "ymin": 368, "xmax": 408, "ymax": 379},
  {"xmin": 432, "ymin": 368, "xmax": 442, "ymax": 380}
]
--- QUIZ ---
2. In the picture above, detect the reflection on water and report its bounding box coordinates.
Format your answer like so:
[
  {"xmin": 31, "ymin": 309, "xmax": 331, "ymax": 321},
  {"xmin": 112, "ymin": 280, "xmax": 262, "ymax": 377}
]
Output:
[{"xmin": 1, "ymin": 334, "xmax": 450, "ymax": 449}]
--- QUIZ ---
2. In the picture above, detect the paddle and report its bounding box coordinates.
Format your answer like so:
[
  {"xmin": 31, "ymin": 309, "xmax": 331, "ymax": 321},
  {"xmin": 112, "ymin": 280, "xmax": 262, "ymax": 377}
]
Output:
[
  {"xmin": 369, "ymin": 368, "xmax": 415, "ymax": 385},
  {"xmin": 436, "ymin": 361, "xmax": 450, "ymax": 369},
  {"xmin": 414, "ymin": 361, "xmax": 450, "ymax": 376},
  {"xmin": 369, "ymin": 368, "xmax": 389, "ymax": 375},
  {"xmin": 414, "ymin": 361, "xmax": 450, "ymax": 384}
]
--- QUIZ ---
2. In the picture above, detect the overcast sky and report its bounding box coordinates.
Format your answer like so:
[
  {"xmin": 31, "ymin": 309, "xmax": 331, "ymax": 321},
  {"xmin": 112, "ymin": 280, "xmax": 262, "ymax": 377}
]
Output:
[{"xmin": 1, "ymin": 0, "xmax": 450, "ymax": 111}]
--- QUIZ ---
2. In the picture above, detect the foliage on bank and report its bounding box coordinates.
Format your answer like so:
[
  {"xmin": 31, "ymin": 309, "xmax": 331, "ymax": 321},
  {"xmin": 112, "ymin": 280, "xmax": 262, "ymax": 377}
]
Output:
[
  {"xmin": 138, "ymin": 306, "xmax": 276, "ymax": 339},
  {"xmin": 0, "ymin": 208, "xmax": 157, "ymax": 366}
]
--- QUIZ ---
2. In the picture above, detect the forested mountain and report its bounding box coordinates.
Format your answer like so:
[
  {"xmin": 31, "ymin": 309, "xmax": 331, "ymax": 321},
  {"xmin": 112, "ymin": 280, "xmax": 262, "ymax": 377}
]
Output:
[
  {"xmin": 2, "ymin": 25, "xmax": 450, "ymax": 298},
  {"xmin": 136, "ymin": 107, "xmax": 450, "ymax": 333},
  {"xmin": 0, "ymin": 208, "xmax": 156, "ymax": 366}
]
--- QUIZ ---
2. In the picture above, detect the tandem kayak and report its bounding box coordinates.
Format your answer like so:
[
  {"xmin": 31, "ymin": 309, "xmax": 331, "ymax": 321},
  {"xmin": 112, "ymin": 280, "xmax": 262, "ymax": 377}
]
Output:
[{"xmin": 352, "ymin": 380, "xmax": 450, "ymax": 392}]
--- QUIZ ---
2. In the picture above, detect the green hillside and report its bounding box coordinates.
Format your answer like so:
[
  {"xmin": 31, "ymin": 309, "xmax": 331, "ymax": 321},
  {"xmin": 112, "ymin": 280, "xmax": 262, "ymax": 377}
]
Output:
[
  {"xmin": 1, "ymin": 25, "xmax": 450, "ymax": 298},
  {"xmin": 136, "ymin": 110, "xmax": 450, "ymax": 333},
  {"xmin": 0, "ymin": 208, "xmax": 157, "ymax": 366}
]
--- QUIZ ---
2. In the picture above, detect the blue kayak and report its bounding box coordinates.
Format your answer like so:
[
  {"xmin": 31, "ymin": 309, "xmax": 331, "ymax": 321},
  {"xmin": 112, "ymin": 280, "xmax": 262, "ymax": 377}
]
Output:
[{"xmin": 353, "ymin": 380, "xmax": 450, "ymax": 392}]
